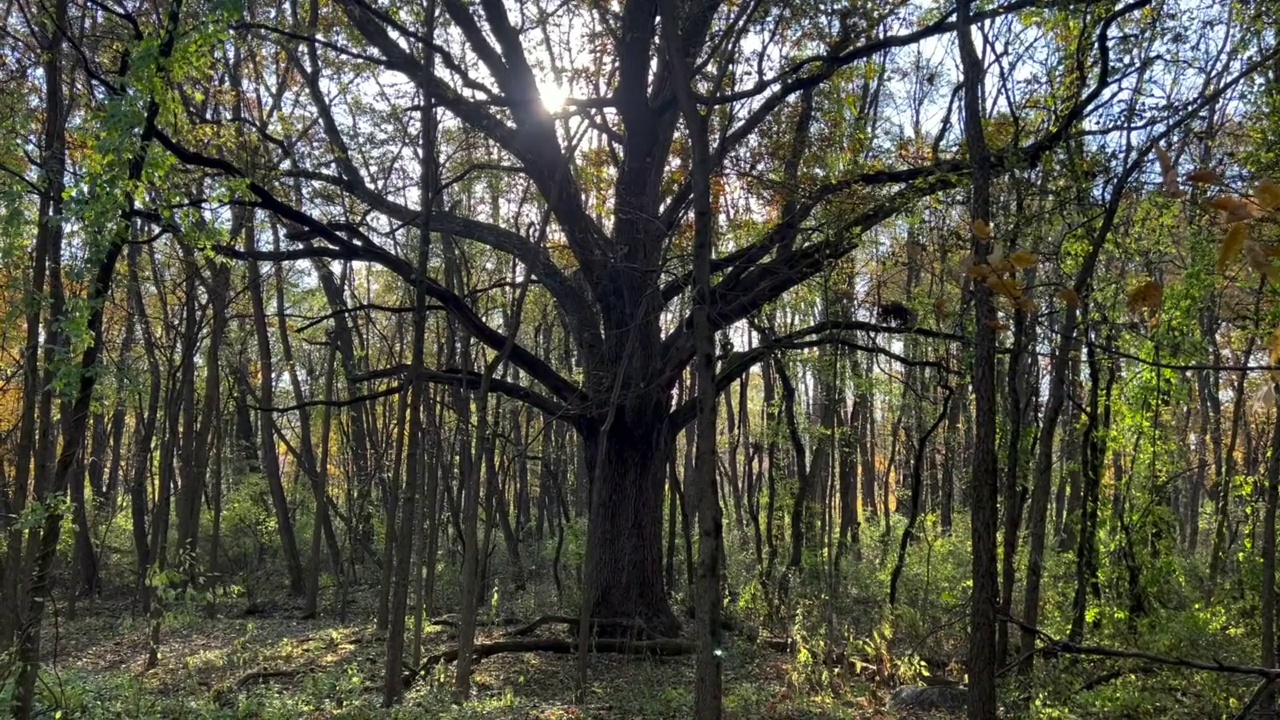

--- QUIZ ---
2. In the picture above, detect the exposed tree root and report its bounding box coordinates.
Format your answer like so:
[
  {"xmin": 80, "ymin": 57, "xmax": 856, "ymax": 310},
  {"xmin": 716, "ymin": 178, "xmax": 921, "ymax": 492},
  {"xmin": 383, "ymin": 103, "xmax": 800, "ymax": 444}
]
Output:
[{"xmin": 210, "ymin": 665, "xmax": 317, "ymax": 705}]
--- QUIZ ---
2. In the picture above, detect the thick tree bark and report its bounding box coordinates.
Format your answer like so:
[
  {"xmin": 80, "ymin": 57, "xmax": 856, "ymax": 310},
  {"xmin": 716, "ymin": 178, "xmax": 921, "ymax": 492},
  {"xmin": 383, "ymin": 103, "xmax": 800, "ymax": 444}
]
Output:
[
  {"xmin": 836, "ymin": 393, "xmax": 861, "ymax": 569},
  {"xmin": 582, "ymin": 408, "xmax": 680, "ymax": 637}
]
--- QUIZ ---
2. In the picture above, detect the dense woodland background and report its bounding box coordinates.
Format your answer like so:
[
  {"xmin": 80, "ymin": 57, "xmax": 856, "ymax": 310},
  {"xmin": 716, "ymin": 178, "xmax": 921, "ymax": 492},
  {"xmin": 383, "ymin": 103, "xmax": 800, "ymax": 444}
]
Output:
[{"xmin": 4, "ymin": 0, "xmax": 1280, "ymax": 717}]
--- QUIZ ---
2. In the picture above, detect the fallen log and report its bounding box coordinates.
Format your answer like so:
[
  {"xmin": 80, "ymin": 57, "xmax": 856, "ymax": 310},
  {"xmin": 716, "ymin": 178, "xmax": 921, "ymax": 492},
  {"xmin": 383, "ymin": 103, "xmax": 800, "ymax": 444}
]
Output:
[
  {"xmin": 233, "ymin": 666, "xmax": 312, "ymax": 689},
  {"xmin": 402, "ymin": 637, "xmax": 696, "ymax": 688},
  {"xmin": 427, "ymin": 614, "xmax": 523, "ymax": 629},
  {"xmin": 506, "ymin": 614, "xmax": 651, "ymax": 637}
]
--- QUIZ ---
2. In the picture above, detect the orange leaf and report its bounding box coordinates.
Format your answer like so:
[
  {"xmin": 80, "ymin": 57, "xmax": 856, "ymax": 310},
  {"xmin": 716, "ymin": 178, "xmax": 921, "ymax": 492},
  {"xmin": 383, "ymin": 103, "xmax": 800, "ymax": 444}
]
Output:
[
  {"xmin": 1154, "ymin": 144, "xmax": 1175, "ymax": 176},
  {"xmin": 1228, "ymin": 200, "xmax": 1261, "ymax": 224},
  {"xmin": 1208, "ymin": 193, "xmax": 1239, "ymax": 210},
  {"xmin": 1209, "ymin": 196, "xmax": 1260, "ymax": 223},
  {"xmin": 1186, "ymin": 168, "xmax": 1222, "ymax": 185}
]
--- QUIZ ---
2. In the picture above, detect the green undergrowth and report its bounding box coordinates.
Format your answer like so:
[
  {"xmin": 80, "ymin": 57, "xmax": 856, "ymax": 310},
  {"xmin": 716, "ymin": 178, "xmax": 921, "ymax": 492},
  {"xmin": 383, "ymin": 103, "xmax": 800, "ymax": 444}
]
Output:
[{"xmin": 29, "ymin": 600, "xmax": 891, "ymax": 719}]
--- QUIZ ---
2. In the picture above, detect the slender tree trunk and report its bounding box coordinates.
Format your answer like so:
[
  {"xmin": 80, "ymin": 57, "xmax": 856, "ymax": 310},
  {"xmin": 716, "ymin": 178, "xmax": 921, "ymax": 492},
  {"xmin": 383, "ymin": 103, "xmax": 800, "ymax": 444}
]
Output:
[
  {"xmin": 1188, "ymin": 371, "xmax": 1212, "ymax": 556},
  {"xmin": 127, "ymin": 247, "xmax": 159, "ymax": 611},
  {"xmin": 941, "ymin": 382, "xmax": 964, "ymax": 534},
  {"xmin": 244, "ymin": 215, "xmax": 305, "ymax": 594},
  {"xmin": 763, "ymin": 359, "xmax": 779, "ymax": 585},
  {"xmin": 384, "ymin": 112, "xmax": 433, "ymax": 701},
  {"xmin": 10, "ymin": 0, "xmax": 183, "ymax": 690},
  {"xmin": 1071, "ymin": 331, "xmax": 1113, "ymax": 642},
  {"xmin": 659, "ymin": 20, "xmax": 724, "ymax": 709},
  {"xmin": 958, "ymin": 4, "xmax": 999, "ymax": 713},
  {"xmin": 456, "ymin": 268, "xmax": 529, "ymax": 699},
  {"xmin": 1259, "ymin": 383, "xmax": 1280, "ymax": 712},
  {"xmin": 175, "ymin": 250, "xmax": 227, "ymax": 562},
  {"xmin": 777, "ymin": 358, "xmax": 810, "ymax": 580}
]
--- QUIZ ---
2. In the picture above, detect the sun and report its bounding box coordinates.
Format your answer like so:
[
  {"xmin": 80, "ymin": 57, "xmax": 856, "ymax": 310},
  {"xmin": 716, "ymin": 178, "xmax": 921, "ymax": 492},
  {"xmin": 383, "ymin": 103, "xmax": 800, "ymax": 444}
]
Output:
[{"xmin": 538, "ymin": 81, "xmax": 568, "ymax": 113}]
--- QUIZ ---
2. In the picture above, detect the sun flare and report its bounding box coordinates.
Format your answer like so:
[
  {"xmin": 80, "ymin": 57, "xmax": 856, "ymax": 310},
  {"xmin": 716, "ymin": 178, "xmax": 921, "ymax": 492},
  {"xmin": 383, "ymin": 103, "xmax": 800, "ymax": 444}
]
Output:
[{"xmin": 538, "ymin": 81, "xmax": 569, "ymax": 113}]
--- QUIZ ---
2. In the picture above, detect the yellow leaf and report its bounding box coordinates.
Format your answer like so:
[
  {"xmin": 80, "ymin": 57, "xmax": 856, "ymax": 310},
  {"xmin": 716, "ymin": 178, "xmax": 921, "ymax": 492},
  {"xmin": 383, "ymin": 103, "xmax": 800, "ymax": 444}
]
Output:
[
  {"xmin": 1008, "ymin": 250, "xmax": 1038, "ymax": 270},
  {"xmin": 965, "ymin": 262, "xmax": 993, "ymax": 280},
  {"xmin": 1270, "ymin": 328, "xmax": 1280, "ymax": 384},
  {"xmin": 1258, "ymin": 179, "xmax": 1280, "ymax": 211},
  {"xmin": 1186, "ymin": 168, "xmax": 1222, "ymax": 185},
  {"xmin": 1126, "ymin": 280, "xmax": 1163, "ymax": 314},
  {"xmin": 1258, "ymin": 384, "xmax": 1276, "ymax": 410},
  {"xmin": 971, "ymin": 218, "xmax": 992, "ymax": 239},
  {"xmin": 989, "ymin": 259, "xmax": 1014, "ymax": 276},
  {"xmin": 1057, "ymin": 287, "xmax": 1080, "ymax": 308},
  {"xmin": 984, "ymin": 275, "xmax": 1023, "ymax": 300},
  {"xmin": 1246, "ymin": 242, "xmax": 1279, "ymax": 284},
  {"xmin": 1217, "ymin": 223, "xmax": 1248, "ymax": 272}
]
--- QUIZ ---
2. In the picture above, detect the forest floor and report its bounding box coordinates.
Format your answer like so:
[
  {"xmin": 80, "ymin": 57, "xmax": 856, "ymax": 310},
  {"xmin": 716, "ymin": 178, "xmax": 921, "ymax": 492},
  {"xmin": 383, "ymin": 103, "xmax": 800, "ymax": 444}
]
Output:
[{"xmin": 39, "ymin": 594, "xmax": 929, "ymax": 719}]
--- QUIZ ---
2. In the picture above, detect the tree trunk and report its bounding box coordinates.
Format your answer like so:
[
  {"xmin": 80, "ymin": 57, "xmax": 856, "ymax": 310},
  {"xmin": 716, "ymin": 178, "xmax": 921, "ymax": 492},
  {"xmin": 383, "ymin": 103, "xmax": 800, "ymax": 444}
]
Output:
[
  {"xmin": 1071, "ymin": 333, "xmax": 1112, "ymax": 643},
  {"xmin": 777, "ymin": 358, "xmax": 811, "ymax": 578},
  {"xmin": 244, "ymin": 213, "xmax": 306, "ymax": 595},
  {"xmin": 958, "ymin": 2, "xmax": 999, "ymax": 713},
  {"xmin": 1021, "ymin": 306, "xmax": 1079, "ymax": 668},
  {"xmin": 941, "ymin": 382, "xmax": 964, "ymax": 533},
  {"xmin": 1188, "ymin": 370, "xmax": 1212, "ymax": 556},
  {"xmin": 582, "ymin": 409, "xmax": 680, "ymax": 637},
  {"xmin": 1261, "ymin": 382, "xmax": 1280, "ymax": 713},
  {"xmin": 175, "ymin": 250, "xmax": 227, "ymax": 561}
]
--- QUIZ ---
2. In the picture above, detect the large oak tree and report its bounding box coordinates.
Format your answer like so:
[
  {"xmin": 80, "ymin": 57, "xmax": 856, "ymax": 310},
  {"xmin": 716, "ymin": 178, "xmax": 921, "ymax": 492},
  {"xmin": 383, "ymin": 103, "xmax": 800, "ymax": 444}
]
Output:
[{"xmin": 158, "ymin": 0, "xmax": 1156, "ymax": 632}]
